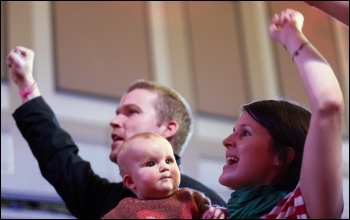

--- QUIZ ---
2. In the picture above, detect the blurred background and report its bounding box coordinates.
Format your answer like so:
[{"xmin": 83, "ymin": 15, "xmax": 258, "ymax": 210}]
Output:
[{"xmin": 1, "ymin": 1, "xmax": 348, "ymax": 218}]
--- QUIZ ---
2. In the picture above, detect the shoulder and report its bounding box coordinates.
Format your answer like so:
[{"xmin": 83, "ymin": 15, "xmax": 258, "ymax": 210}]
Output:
[
  {"xmin": 180, "ymin": 174, "xmax": 214, "ymax": 193},
  {"xmin": 177, "ymin": 187, "xmax": 207, "ymax": 198},
  {"xmin": 262, "ymin": 185, "xmax": 307, "ymax": 219},
  {"xmin": 179, "ymin": 173, "xmax": 227, "ymax": 207}
]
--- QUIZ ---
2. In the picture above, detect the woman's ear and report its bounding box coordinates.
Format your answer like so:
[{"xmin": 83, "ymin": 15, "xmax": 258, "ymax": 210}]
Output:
[
  {"xmin": 122, "ymin": 175, "xmax": 135, "ymax": 190},
  {"xmin": 274, "ymin": 147, "xmax": 295, "ymax": 167},
  {"xmin": 286, "ymin": 147, "xmax": 295, "ymax": 164},
  {"xmin": 274, "ymin": 157, "xmax": 281, "ymax": 168}
]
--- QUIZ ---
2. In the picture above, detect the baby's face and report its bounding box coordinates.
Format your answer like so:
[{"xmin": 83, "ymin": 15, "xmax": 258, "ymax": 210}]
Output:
[{"xmin": 125, "ymin": 136, "xmax": 180, "ymax": 199}]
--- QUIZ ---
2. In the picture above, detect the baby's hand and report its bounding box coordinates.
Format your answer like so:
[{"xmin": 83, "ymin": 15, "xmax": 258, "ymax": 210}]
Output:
[{"xmin": 202, "ymin": 206, "xmax": 227, "ymax": 219}]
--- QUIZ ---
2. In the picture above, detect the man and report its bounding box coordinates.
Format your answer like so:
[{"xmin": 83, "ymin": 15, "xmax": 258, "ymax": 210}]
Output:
[{"xmin": 7, "ymin": 46, "xmax": 226, "ymax": 218}]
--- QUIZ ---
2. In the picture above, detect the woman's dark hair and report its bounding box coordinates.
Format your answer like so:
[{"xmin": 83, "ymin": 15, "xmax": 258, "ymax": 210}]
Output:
[{"xmin": 241, "ymin": 99, "xmax": 311, "ymax": 192}]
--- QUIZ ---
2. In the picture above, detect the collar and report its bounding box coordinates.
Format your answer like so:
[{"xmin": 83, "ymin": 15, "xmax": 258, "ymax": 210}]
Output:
[{"xmin": 174, "ymin": 154, "xmax": 181, "ymax": 166}]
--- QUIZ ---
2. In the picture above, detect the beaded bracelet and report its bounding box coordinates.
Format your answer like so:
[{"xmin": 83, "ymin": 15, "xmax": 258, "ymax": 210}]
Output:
[
  {"xmin": 292, "ymin": 42, "xmax": 309, "ymax": 62},
  {"xmin": 19, "ymin": 82, "xmax": 37, "ymax": 100}
]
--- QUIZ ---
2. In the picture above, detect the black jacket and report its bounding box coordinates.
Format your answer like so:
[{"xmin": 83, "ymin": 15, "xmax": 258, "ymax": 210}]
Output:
[{"xmin": 13, "ymin": 96, "xmax": 226, "ymax": 219}]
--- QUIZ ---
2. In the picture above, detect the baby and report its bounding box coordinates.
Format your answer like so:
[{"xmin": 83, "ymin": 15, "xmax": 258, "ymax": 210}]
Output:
[{"xmin": 103, "ymin": 132, "xmax": 226, "ymax": 219}]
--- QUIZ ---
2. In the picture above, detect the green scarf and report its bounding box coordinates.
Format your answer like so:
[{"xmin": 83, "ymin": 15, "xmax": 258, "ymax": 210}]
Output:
[{"xmin": 227, "ymin": 185, "xmax": 287, "ymax": 219}]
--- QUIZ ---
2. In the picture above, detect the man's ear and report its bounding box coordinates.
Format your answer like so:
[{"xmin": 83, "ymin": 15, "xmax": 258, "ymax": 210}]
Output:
[
  {"xmin": 161, "ymin": 120, "xmax": 179, "ymax": 139},
  {"xmin": 122, "ymin": 175, "xmax": 135, "ymax": 190}
]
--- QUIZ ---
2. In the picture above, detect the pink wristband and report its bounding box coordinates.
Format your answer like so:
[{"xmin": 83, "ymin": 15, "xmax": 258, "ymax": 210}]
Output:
[{"xmin": 19, "ymin": 82, "xmax": 37, "ymax": 100}]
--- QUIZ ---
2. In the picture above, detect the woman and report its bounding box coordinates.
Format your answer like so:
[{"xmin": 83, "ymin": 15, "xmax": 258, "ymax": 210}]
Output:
[{"xmin": 219, "ymin": 9, "xmax": 344, "ymax": 219}]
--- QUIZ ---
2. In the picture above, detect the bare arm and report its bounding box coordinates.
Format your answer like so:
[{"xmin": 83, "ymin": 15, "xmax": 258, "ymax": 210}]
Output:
[
  {"xmin": 6, "ymin": 46, "xmax": 41, "ymax": 103},
  {"xmin": 305, "ymin": 1, "xmax": 349, "ymax": 27},
  {"xmin": 269, "ymin": 9, "xmax": 344, "ymax": 218}
]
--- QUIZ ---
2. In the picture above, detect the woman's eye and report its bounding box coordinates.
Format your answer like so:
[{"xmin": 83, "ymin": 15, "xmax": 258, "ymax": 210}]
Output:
[
  {"xmin": 241, "ymin": 130, "xmax": 251, "ymax": 137},
  {"xmin": 146, "ymin": 161, "xmax": 155, "ymax": 167}
]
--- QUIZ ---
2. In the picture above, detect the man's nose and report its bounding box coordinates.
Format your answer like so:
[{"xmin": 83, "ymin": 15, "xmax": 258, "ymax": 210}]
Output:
[{"xmin": 110, "ymin": 114, "xmax": 123, "ymax": 128}]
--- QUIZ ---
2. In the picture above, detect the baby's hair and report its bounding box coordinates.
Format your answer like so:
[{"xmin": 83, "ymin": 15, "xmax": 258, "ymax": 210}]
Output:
[{"xmin": 117, "ymin": 132, "xmax": 166, "ymax": 176}]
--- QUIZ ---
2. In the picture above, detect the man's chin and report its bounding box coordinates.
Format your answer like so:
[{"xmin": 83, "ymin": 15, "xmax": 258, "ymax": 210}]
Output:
[
  {"xmin": 111, "ymin": 141, "xmax": 124, "ymax": 150},
  {"xmin": 109, "ymin": 144, "xmax": 122, "ymax": 163},
  {"xmin": 109, "ymin": 151, "xmax": 118, "ymax": 164}
]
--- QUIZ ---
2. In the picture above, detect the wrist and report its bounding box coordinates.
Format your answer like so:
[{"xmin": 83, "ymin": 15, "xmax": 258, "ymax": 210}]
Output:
[
  {"xmin": 18, "ymin": 81, "xmax": 38, "ymax": 102},
  {"xmin": 282, "ymin": 32, "xmax": 307, "ymax": 55},
  {"xmin": 291, "ymin": 42, "xmax": 310, "ymax": 62},
  {"xmin": 16, "ymin": 77, "xmax": 36, "ymax": 91}
]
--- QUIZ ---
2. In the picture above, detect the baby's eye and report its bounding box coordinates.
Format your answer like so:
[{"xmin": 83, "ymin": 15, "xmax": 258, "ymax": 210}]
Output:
[
  {"xmin": 146, "ymin": 161, "xmax": 155, "ymax": 167},
  {"xmin": 165, "ymin": 159, "xmax": 171, "ymax": 164}
]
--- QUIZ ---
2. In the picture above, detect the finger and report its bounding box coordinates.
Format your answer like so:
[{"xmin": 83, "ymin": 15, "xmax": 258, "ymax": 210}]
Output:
[
  {"xmin": 270, "ymin": 13, "xmax": 279, "ymax": 23},
  {"xmin": 6, "ymin": 50, "xmax": 20, "ymax": 68},
  {"xmin": 213, "ymin": 208, "xmax": 223, "ymax": 219},
  {"xmin": 9, "ymin": 52, "xmax": 23, "ymax": 66},
  {"xmin": 202, "ymin": 208, "xmax": 213, "ymax": 219},
  {"xmin": 268, "ymin": 23, "xmax": 277, "ymax": 32},
  {"xmin": 6, "ymin": 54, "xmax": 13, "ymax": 68},
  {"xmin": 219, "ymin": 213, "xmax": 226, "ymax": 219},
  {"xmin": 15, "ymin": 46, "xmax": 34, "ymax": 58},
  {"xmin": 281, "ymin": 11, "xmax": 288, "ymax": 23}
]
